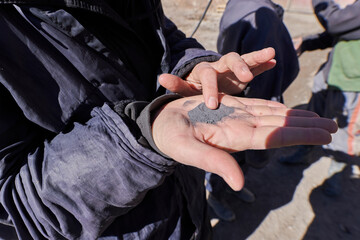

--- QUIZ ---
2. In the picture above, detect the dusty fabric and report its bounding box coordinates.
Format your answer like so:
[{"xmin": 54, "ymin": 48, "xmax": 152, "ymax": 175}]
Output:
[{"xmin": 0, "ymin": 1, "xmax": 218, "ymax": 239}]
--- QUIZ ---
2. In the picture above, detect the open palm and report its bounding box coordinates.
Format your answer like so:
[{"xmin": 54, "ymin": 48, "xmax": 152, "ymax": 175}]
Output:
[{"xmin": 152, "ymin": 95, "xmax": 337, "ymax": 190}]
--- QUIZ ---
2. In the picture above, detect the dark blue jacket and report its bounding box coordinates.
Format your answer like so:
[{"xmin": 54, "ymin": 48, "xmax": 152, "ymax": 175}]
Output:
[{"xmin": 0, "ymin": 0, "xmax": 220, "ymax": 239}]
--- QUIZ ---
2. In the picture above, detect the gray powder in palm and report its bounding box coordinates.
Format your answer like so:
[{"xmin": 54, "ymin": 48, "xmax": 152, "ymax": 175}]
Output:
[{"xmin": 188, "ymin": 103, "xmax": 235, "ymax": 125}]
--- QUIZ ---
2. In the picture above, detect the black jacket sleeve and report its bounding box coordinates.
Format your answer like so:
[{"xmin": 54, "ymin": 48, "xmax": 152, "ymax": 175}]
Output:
[
  {"xmin": 160, "ymin": 12, "xmax": 221, "ymax": 78},
  {"xmin": 0, "ymin": 84, "xmax": 180, "ymax": 239},
  {"xmin": 301, "ymin": 31, "xmax": 335, "ymax": 52}
]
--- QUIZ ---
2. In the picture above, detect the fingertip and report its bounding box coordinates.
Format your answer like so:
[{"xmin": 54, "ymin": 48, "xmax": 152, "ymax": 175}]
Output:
[
  {"xmin": 237, "ymin": 65, "xmax": 254, "ymax": 83},
  {"xmin": 244, "ymin": 70, "xmax": 254, "ymax": 82},
  {"xmin": 319, "ymin": 131, "xmax": 332, "ymax": 145},
  {"xmin": 269, "ymin": 59, "xmax": 277, "ymax": 65},
  {"xmin": 223, "ymin": 170, "xmax": 245, "ymax": 191},
  {"xmin": 158, "ymin": 73, "xmax": 168, "ymax": 79},
  {"xmin": 327, "ymin": 134, "xmax": 333, "ymax": 145},
  {"xmin": 206, "ymin": 96, "xmax": 218, "ymax": 109},
  {"xmin": 217, "ymin": 155, "xmax": 245, "ymax": 191},
  {"xmin": 202, "ymin": 148, "xmax": 245, "ymax": 190},
  {"xmin": 158, "ymin": 73, "xmax": 169, "ymax": 84},
  {"xmin": 330, "ymin": 121, "xmax": 338, "ymax": 133},
  {"xmin": 264, "ymin": 47, "xmax": 275, "ymax": 56}
]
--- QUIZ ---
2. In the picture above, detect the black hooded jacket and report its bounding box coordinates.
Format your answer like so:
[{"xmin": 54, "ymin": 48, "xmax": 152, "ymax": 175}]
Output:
[{"xmin": 0, "ymin": 0, "xmax": 220, "ymax": 239}]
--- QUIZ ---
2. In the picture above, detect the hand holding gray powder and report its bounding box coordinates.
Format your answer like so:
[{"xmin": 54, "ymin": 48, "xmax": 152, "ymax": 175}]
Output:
[
  {"xmin": 152, "ymin": 95, "xmax": 338, "ymax": 191},
  {"xmin": 188, "ymin": 102, "xmax": 235, "ymax": 125}
]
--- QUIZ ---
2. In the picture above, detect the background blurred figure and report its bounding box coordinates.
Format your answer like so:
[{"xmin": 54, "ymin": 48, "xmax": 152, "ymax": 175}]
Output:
[
  {"xmin": 281, "ymin": 0, "xmax": 360, "ymax": 197},
  {"xmin": 206, "ymin": 0, "xmax": 300, "ymax": 221}
]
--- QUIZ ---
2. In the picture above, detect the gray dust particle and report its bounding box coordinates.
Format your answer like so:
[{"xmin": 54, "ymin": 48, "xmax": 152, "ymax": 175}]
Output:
[{"xmin": 188, "ymin": 102, "xmax": 235, "ymax": 125}]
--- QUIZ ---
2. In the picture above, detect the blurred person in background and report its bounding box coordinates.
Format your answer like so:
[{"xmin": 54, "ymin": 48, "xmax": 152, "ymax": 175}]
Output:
[
  {"xmin": 281, "ymin": 0, "xmax": 360, "ymax": 197},
  {"xmin": 201, "ymin": 0, "xmax": 299, "ymax": 221}
]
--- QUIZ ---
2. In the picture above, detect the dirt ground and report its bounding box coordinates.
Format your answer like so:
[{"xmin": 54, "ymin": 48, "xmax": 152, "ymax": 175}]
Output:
[{"xmin": 162, "ymin": 0, "xmax": 360, "ymax": 239}]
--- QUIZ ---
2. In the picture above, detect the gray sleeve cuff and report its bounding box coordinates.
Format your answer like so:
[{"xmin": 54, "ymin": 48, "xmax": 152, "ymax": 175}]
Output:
[
  {"xmin": 113, "ymin": 94, "xmax": 182, "ymax": 158},
  {"xmin": 171, "ymin": 49, "xmax": 221, "ymax": 78},
  {"xmin": 134, "ymin": 94, "xmax": 182, "ymax": 157}
]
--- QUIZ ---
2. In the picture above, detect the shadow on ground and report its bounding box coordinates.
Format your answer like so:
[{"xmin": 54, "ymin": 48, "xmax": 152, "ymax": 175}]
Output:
[{"xmin": 210, "ymin": 146, "xmax": 360, "ymax": 240}]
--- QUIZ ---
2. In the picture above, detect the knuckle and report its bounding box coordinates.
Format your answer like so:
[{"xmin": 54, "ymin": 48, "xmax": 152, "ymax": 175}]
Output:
[
  {"xmin": 198, "ymin": 65, "xmax": 215, "ymax": 77},
  {"xmin": 225, "ymin": 52, "xmax": 240, "ymax": 59}
]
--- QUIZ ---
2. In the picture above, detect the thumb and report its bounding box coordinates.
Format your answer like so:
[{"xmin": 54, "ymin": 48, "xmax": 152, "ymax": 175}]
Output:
[
  {"xmin": 165, "ymin": 137, "xmax": 245, "ymax": 191},
  {"xmin": 159, "ymin": 74, "xmax": 199, "ymax": 96}
]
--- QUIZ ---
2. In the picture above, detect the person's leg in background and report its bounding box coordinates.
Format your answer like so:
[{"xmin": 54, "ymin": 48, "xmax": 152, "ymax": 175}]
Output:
[
  {"xmin": 207, "ymin": 0, "xmax": 299, "ymax": 220},
  {"xmin": 206, "ymin": 152, "xmax": 255, "ymax": 221},
  {"xmin": 279, "ymin": 67, "xmax": 329, "ymax": 164},
  {"xmin": 322, "ymin": 90, "xmax": 360, "ymax": 197}
]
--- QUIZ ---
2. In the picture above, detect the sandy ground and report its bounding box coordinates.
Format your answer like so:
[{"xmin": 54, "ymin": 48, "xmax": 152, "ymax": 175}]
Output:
[{"xmin": 162, "ymin": 0, "xmax": 360, "ymax": 239}]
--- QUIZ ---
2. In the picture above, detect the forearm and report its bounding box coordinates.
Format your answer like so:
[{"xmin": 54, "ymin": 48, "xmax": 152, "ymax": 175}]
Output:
[
  {"xmin": 1, "ymin": 100, "xmax": 177, "ymax": 239},
  {"xmin": 301, "ymin": 31, "xmax": 335, "ymax": 52}
]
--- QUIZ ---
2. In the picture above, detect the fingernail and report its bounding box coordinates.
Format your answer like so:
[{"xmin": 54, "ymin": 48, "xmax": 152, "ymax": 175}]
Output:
[{"xmin": 208, "ymin": 97, "xmax": 218, "ymax": 109}]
